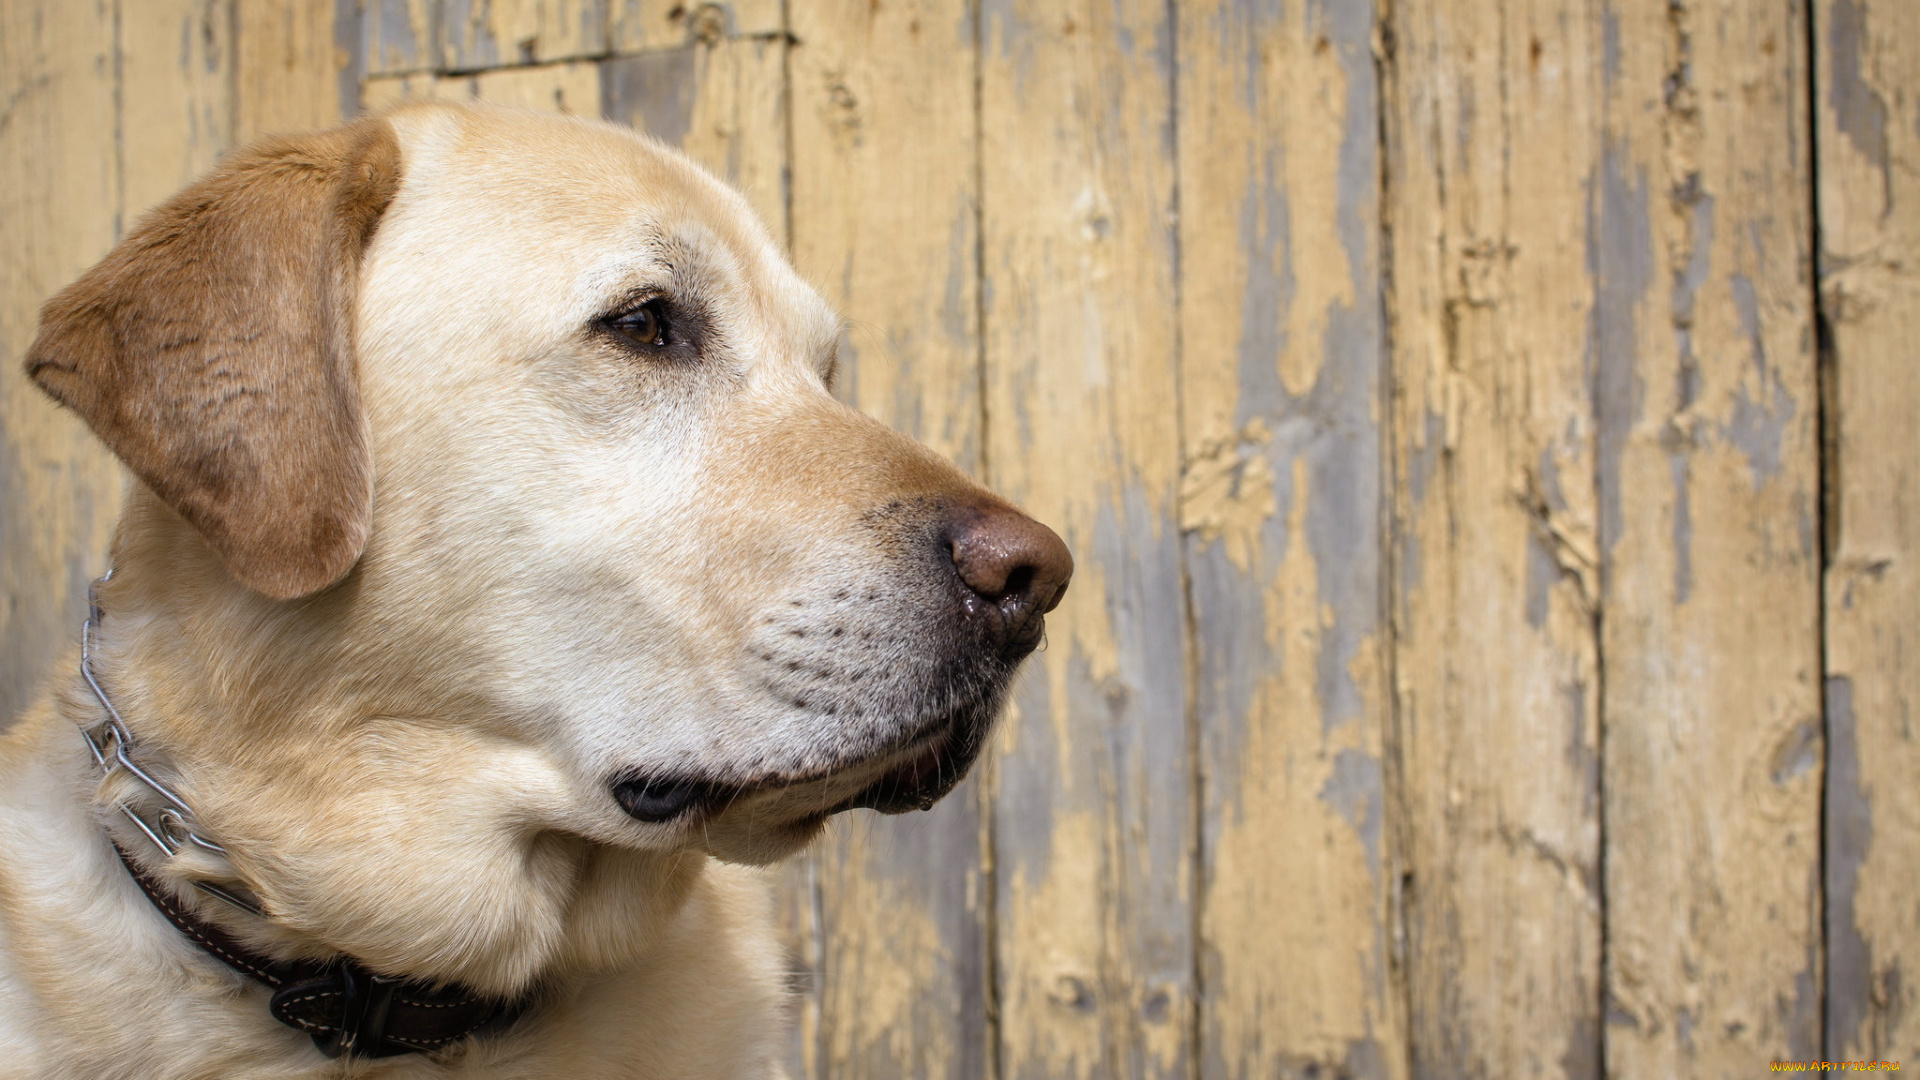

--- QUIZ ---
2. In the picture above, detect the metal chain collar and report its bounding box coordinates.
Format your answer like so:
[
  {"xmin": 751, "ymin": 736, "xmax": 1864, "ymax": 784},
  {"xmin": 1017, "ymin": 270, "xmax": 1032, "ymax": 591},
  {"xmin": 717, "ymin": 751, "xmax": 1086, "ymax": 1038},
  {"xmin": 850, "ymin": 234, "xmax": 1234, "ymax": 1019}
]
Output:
[
  {"xmin": 78, "ymin": 571, "xmax": 263, "ymax": 917},
  {"xmin": 76, "ymin": 571, "xmax": 523, "ymax": 1059}
]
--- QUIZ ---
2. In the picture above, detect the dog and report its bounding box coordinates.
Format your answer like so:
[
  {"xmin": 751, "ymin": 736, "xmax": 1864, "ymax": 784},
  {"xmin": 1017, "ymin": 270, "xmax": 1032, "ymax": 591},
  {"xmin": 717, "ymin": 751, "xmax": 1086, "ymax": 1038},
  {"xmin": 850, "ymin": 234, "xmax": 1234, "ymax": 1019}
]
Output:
[{"xmin": 0, "ymin": 102, "xmax": 1069, "ymax": 1078}]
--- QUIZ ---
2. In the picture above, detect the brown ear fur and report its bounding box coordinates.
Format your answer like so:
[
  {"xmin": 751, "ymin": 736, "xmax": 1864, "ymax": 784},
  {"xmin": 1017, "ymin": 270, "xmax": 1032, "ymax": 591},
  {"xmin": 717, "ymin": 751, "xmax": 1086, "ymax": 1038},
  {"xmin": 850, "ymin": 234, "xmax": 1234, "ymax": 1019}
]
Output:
[{"xmin": 24, "ymin": 118, "xmax": 402, "ymax": 600}]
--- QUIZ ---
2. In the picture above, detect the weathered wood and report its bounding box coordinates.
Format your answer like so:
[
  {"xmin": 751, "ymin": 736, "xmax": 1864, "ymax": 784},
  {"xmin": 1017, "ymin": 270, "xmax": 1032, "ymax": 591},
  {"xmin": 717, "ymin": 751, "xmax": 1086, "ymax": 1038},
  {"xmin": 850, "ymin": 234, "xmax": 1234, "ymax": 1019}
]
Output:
[
  {"xmin": 0, "ymin": 0, "xmax": 126, "ymax": 729},
  {"xmin": 600, "ymin": 34, "xmax": 787, "ymax": 246},
  {"xmin": 358, "ymin": 72, "xmax": 437, "ymax": 109},
  {"xmin": 1816, "ymin": 0, "xmax": 1920, "ymax": 1062},
  {"xmin": 6, "ymin": 2, "xmax": 1890, "ymax": 1073},
  {"xmin": 468, "ymin": 60, "xmax": 601, "ymax": 112},
  {"xmin": 439, "ymin": 0, "xmax": 606, "ymax": 72},
  {"xmin": 1177, "ymin": 1, "xmax": 1403, "ymax": 1076},
  {"xmin": 362, "ymin": 0, "xmax": 435, "ymax": 77},
  {"xmin": 979, "ymin": 3, "xmax": 1190, "ymax": 1076},
  {"xmin": 1382, "ymin": 1, "xmax": 1605, "ymax": 1076},
  {"xmin": 608, "ymin": 0, "xmax": 782, "ymax": 54},
  {"xmin": 364, "ymin": 60, "xmax": 601, "ymax": 115},
  {"xmin": 119, "ymin": 0, "xmax": 235, "ymax": 217},
  {"xmin": 234, "ymin": 0, "xmax": 349, "ymax": 137},
  {"xmin": 769, "ymin": 855, "xmax": 820, "ymax": 1080},
  {"xmin": 787, "ymin": 3, "xmax": 987, "ymax": 1073},
  {"xmin": 1597, "ymin": 0, "xmax": 1823, "ymax": 1071}
]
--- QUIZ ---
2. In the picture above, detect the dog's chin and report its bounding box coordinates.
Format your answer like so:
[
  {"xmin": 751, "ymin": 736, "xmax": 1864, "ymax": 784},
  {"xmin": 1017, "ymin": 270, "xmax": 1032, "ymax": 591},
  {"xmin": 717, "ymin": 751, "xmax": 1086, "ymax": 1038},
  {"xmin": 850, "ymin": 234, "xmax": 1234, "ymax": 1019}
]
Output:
[
  {"xmin": 825, "ymin": 727, "xmax": 977, "ymax": 815},
  {"xmin": 638, "ymin": 718, "xmax": 991, "ymax": 867}
]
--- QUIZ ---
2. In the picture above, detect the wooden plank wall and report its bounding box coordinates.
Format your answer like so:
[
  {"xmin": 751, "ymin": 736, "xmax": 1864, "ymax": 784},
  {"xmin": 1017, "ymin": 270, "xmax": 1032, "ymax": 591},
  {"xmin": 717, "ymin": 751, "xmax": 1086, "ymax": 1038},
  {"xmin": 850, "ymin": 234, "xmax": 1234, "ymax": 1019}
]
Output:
[
  {"xmin": 1819, "ymin": 0, "xmax": 1919, "ymax": 1064},
  {"xmin": 1, "ymin": 0, "xmax": 1914, "ymax": 1075}
]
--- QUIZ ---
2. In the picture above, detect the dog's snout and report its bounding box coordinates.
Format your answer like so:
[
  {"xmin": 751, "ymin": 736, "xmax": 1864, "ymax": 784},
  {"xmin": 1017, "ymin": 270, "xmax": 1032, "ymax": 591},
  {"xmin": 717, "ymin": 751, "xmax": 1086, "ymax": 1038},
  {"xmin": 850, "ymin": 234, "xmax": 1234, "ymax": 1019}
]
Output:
[{"xmin": 947, "ymin": 501, "xmax": 1073, "ymax": 627}]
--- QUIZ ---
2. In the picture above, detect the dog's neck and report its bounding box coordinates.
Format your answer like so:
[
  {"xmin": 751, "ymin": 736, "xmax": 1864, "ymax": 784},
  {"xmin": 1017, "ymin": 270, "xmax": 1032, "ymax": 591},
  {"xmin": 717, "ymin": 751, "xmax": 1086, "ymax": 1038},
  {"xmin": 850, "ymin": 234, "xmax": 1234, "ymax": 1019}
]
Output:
[{"xmin": 63, "ymin": 492, "xmax": 711, "ymax": 1001}]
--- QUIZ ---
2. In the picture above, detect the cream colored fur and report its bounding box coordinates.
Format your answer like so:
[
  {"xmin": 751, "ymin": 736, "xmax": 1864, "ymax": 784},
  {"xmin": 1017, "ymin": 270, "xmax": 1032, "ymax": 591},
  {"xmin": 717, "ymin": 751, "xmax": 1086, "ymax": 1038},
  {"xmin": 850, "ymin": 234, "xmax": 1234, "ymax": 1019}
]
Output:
[{"xmin": 0, "ymin": 103, "xmax": 1029, "ymax": 1078}]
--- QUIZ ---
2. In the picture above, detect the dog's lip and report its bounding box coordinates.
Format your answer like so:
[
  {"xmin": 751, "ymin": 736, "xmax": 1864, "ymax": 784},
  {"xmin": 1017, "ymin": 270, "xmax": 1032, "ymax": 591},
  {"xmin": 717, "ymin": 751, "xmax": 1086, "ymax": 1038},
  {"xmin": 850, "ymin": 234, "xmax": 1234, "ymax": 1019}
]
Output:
[
  {"xmin": 610, "ymin": 775, "xmax": 735, "ymax": 823},
  {"xmin": 608, "ymin": 721, "xmax": 961, "ymax": 826},
  {"xmin": 824, "ymin": 729, "xmax": 955, "ymax": 815}
]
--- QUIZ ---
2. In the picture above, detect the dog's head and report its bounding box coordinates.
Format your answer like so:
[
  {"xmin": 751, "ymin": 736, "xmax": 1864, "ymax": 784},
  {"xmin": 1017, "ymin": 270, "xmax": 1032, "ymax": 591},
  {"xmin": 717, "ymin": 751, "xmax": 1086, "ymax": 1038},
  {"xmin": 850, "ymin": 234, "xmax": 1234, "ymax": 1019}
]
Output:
[{"xmin": 25, "ymin": 104, "xmax": 1067, "ymax": 989}]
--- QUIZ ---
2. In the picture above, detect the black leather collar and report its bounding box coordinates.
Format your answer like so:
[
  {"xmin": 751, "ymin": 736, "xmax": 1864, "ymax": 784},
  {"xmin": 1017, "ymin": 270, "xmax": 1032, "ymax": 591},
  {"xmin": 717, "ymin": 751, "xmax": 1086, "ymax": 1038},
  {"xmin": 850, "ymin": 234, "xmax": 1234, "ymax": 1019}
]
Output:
[{"xmin": 114, "ymin": 843, "xmax": 521, "ymax": 1059}]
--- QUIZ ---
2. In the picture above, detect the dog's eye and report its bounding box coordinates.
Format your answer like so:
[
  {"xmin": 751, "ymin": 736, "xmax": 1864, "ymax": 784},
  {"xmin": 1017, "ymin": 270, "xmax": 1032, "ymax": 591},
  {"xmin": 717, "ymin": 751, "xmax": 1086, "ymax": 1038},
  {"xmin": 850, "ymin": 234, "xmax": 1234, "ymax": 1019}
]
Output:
[{"xmin": 609, "ymin": 300, "xmax": 670, "ymax": 349}]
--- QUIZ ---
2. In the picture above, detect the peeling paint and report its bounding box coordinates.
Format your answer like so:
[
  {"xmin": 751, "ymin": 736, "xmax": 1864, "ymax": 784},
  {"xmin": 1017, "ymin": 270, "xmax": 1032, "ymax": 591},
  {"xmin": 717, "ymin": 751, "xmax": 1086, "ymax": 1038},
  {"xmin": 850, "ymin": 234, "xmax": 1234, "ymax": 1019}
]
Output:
[
  {"xmin": 1827, "ymin": 0, "xmax": 1889, "ymax": 178},
  {"xmin": 1180, "ymin": 418, "xmax": 1276, "ymax": 573},
  {"xmin": 367, "ymin": 0, "xmax": 428, "ymax": 75},
  {"xmin": 1342, "ymin": 1034, "xmax": 1390, "ymax": 1080},
  {"xmin": 1320, "ymin": 748, "xmax": 1384, "ymax": 880},
  {"xmin": 1320, "ymin": 0, "xmax": 1373, "ymax": 290},
  {"xmin": 817, "ymin": 799, "xmax": 985, "ymax": 1079},
  {"xmin": 440, "ymin": 0, "xmax": 500, "ymax": 68},
  {"xmin": 1397, "ymin": 409, "xmax": 1443, "ymax": 615},
  {"xmin": 1566, "ymin": 679, "xmax": 1599, "ymax": 818},
  {"xmin": 1788, "ymin": 927, "xmax": 1821, "ymax": 1061},
  {"xmin": 601, "ymin": 49, "xmax": 698, "ymax": 148},
  {"xmin": 1723, "ymin": 273, "xmax": 1799, "ymax": 489},
  {"xmin": 331, "ymin": 0, "xmax": 365, "ymax": 119},
  {"xmin": 999, "ymin": 806, "xmax": 1109, "ymax": 1079},
  {"xmin": 1237, "ymin": 146, "xmax": 1296, "ymax": 410},
  {"xmin": 1306, "ymin": 305, "xmax": 1381, "ymax": 735},
  {"xmin": 998, "ymin": 462, "xmax": 1190, "ymax": 1074},
  {"xmin": 1184, "ymin": 3, "xmax": 1393, "ymax": 1065},
  {"xmin": 1525, "ymin": 531, "xmax": 1557, "ymax": 628},
  {"xmin": 0, "ymin": 0, "xmax": 128, "ymax": 733},
  {"xmin": 976, "ymin": 0, "xmax": 1034, "ymax": 93},
  {"xmin": 1769, "ymin": 720, "xmax": 1819, "ymax": 785},
  {"xmin": 1827, "ymin": 674, "xmax": 1876, "ymax": 1053},
  {"xmin": 1670, "ymin": 191, "xmax": 1714, "ymax": 412},
  {"xmin": 1668, "ymin": 447, "xmax": 1692, "ymax": 603},
  {"xmin": 1593, "ymin": 143, "xmax": 1653, "ymax": 557},
  {"xmin": 1406, "ymin": 408, "xmax": 1444, "ymax": 509},
  {"xmin": 437, "ymin": 0, "xmax": 605, "ymax": 71}
]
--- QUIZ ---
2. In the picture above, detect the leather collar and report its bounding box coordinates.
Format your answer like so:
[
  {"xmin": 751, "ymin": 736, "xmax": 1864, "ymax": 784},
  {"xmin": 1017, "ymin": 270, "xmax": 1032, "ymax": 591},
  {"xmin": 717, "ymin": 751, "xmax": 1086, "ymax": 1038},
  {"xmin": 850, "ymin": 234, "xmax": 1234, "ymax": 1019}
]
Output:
[
  {"xmin": 80, "ymin": 573, "xmax": 521, "ymax": 1060},
  {"xmin": 115, "ymin": 842, "xmax": 521, "ymax": 1058}
]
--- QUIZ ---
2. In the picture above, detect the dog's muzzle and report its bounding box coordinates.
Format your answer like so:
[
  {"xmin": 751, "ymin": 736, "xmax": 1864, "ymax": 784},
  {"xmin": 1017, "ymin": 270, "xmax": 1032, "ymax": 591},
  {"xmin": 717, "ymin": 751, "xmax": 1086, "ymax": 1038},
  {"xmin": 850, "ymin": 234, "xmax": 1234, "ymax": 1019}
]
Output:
[{"xmin": 609, "ymin": 497, "xmax": 1071, "ymax": 827}]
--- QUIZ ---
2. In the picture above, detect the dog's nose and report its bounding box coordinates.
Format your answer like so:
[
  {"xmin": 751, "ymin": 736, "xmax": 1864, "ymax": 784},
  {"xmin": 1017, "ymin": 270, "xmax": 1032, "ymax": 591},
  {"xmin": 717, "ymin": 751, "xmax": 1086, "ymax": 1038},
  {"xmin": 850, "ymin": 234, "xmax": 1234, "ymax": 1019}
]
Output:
[{"xmin": 947, "ymin": 501, "xmax": 1073, "ymax": 648}]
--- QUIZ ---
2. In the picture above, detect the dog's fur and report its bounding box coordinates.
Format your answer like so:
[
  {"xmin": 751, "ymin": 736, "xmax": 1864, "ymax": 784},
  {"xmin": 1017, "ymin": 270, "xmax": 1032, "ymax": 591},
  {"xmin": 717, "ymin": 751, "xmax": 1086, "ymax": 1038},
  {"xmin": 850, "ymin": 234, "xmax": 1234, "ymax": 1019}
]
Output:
[{"xmin": 0, "ymin": 103, "xmax": 1065, "ymax": 1078}]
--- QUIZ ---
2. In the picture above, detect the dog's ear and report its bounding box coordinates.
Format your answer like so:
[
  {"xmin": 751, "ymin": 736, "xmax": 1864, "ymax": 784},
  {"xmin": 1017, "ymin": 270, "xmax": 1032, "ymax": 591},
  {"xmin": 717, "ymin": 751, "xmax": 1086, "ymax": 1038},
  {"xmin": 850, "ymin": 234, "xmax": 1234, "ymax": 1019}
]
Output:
[{"xmin": 24, "ymin": 118, "xmax": 401, "ymax": 600}]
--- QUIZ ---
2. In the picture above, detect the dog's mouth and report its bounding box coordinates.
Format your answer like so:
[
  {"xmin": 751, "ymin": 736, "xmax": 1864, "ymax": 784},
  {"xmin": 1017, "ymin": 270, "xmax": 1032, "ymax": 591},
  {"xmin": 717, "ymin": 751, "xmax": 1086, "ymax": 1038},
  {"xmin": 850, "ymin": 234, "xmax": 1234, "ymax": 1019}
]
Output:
[
  {"xmin": 824, "ymin": 724, "xmax": 974, "ymax": 815},
  {"xmin": 609, "ymin": 775, "xmax": 738, "ymax": 823},
  {"xmin": 609, "ymin": 716, "xmax": 984, "ymax": 829}
]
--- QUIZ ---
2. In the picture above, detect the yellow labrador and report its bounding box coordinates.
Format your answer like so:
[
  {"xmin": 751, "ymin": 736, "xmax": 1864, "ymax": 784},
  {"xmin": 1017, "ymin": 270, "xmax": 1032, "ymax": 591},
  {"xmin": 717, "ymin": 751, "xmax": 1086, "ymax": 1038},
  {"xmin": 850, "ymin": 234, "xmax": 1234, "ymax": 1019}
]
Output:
[{"xmin": 0, "ymin": 103, "xmax": 1069, "ymax": 1078}]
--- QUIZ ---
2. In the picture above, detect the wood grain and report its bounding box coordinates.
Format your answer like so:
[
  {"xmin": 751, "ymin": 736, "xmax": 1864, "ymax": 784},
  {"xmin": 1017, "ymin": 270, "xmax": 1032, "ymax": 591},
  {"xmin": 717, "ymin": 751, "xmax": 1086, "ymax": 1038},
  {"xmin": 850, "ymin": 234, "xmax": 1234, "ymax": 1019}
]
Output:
[
  {"xmin": 1597, "ymin": 0, "xmax": 1823, "ymax": 1071},
  {"xmin": 0, "ymin": 0, "xmax": 125, "ymax": 730},
  {"xmin": 601, "ymin": 33, "xmax": 787, "ymax": 244},
  {"xmin": 439, "ymin": 0, "xmax": 606, "ymax": 71},
  {"xmin": 234, "ymin": 0, "xmax": 348, "ymax": 138},
  {"xmin": 788, "ymin": 1, "xmax": 988, "ymax": 1075},
  {"xmin": 362, "ymin": 60, "xmax": 602, "ymax": 116},
  {"xmin": 1817, "ymin": 0, "xmax": 1920, "ymax": 1062},
  {"xmin": 119, "ymin": 0, "xmax": 234, "ymax": 217},
  {"xmin": 1178, "ymin": 0, "xmax": 1403, "ymax": 1076},
  {"xmin": 361, "ymin": 0, "xmax": 435, "ymax": 76},
  {"xmin": 1382, "ymin": 1, "xmax": 1605, "ymax": 1075},
  {"xmin": 5, "ymin": 2, "xmax": 1906, "ymax": 1072},
  {"xmin": 608, "ymin": 0, "xmax": 782, "ymax": 54},
  {"xmin": 979, "ymin": 2, "xmax": 1191, "ymax": 1076}
]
